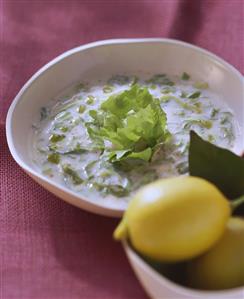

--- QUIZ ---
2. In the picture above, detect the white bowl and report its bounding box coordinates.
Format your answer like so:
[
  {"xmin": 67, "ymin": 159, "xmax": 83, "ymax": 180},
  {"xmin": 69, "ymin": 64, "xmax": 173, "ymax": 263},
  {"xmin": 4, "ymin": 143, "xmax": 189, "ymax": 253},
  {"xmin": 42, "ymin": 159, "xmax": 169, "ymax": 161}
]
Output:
[
  {"xmin": 123, "ymin": 242, "xmax": 244, "ymax": 299},
  {"xmin": 6, "ymin": 38, "xmax": 244, "ymax": 217}
]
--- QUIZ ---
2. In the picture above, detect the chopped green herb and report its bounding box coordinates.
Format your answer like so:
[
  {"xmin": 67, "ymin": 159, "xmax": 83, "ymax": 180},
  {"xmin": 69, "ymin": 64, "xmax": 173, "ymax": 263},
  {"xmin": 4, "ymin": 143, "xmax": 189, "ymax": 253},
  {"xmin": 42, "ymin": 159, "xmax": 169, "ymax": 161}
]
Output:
[
  {"xmin": 58, "ymin": 143, "xmax": 88, "ymax": 155},
  {"xmin": 220, "ymin": 116, "xmax": 229, "ymax": 124},
  {"xmin": 193, "ymin": 102, "xmax": 202, "ymax": 109},
  {"xmin": 49, "ymin": 144, "xmax": 57, "ymax": 151},
  {"xmin": 47, "ymin": 153, "xmax": 60, "ymax": 164},
  {"xmin": 221, "ymin": 127, "xmax": 235, "ymax": 144},
  {"xmin": 161, "ymin": 87, "xmax": 175, "ymax": 94},
  {"xmin": 177, "ymin": 111, "xmax": 185, "ymax": 117},
  {"xmin": 92, "ymin": 182, "xmax": 130, "ymax": 197},
  {"xmin": 147, "ymin": 74, "xmax": 175, "ymax": 86},
  {"xmin": 220, "ymin": 112, "xmax": 233, "ymax": 124},
  {"xmin": 150, "ymin": 84, "xmax": 157, "ymax": 90},
  {"xmin": 103, "ymin": 85, "xmax": 114, "ymax": 93},
  {"xmin": 163, "ymin": 96, "xmax": 202, "ymax": 113},
  {"xmin": 100, "ymin": 171, "xmax": 112, "ymax": 178},
  {"xmin": 86, "ymin": 95, "xmax": 95, "ymax": 105},
  {"xmin": 180, "ymin": 91, "xmax": 188, "ymax": 98},
  {"xmin": 60, "ymin": 126, "xmax": 69, "ymax": 132},
  {"xmin": 55, "ymin": 101, "xmax": 79, "ymax": 113},
  {"xmin": 77, "ymin": 105, "xmax": 86, "ymax": 113},
  {"xmin": 49, "ymin": 134, "xmax": 65, "ymax": 143},
  {"xmin": 210, "ymin": 108, "xmax": 220, "ymax": 118},
  {"xmin": 184, "ymin": 119, "xmax": 212, "ymax": 130},
  {"xmin": 188, "ymin": 91, "xmax": 201, "ymax": 99},
  {"xmin": 62, "ymin": 165, "xmax": 83, "ymax": 185},
  {"xmin": 55, "ymin": 111, "xmax": 72, "ymax": 121},
  {"xmin": 84, "ymin": 160, "xmax": 131, "ymax": 196},
  {"xmin": 181, "ymin": 72, "xmax": 190, "ymax": 80},
  {"xmin": 193, "ymin": 81, "xmax": 209, "ymax": 89}
]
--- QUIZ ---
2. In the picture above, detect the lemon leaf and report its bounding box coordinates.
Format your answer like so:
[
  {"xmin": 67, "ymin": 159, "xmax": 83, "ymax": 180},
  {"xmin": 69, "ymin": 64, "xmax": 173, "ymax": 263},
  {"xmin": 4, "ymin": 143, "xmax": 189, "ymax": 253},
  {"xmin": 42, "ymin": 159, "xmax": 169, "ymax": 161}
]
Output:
[{"xmin": 189, "ymin": 131, "xmax": 244, "ymax": 200}]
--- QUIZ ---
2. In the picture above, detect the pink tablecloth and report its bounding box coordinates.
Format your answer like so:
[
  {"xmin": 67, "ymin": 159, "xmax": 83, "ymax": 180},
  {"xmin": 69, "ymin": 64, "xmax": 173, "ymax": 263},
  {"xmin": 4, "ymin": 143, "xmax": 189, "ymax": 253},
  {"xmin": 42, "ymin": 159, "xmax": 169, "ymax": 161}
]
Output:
[{"xmin": 1, "ymin": 1, "xmax": 243, "ymax": 298}]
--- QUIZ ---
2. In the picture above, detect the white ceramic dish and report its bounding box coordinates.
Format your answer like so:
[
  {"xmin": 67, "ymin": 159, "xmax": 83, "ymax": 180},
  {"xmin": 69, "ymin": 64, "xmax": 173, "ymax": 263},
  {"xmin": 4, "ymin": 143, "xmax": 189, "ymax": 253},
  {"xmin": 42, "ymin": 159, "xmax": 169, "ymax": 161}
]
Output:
[
  {"xmin": 6, "ymin": 38, "xmax": 244, "ymax": 217},
  {"xmin": 123, "ymin": 242, "xmax": 244, "ymax": 299}
]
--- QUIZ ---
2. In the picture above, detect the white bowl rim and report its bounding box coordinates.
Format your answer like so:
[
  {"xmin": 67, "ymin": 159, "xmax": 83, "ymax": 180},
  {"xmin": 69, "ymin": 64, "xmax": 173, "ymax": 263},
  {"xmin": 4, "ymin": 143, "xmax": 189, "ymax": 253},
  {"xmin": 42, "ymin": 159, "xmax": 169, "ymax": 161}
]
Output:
[
  {"xmin": 6, "ymin": 38, "xmax": 244, "ymax": 215},
  {"xmin": 123, "ymin": 241, "xmax": 244, "ymax": 298}
]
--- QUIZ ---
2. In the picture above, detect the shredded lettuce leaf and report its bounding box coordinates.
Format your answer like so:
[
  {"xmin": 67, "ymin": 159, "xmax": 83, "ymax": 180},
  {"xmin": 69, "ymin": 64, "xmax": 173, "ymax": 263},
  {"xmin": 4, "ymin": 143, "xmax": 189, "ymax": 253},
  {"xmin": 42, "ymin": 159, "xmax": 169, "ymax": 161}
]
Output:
[{"xmin": 86, "ymin": 84, "xmax": 170, "ymax": 164}]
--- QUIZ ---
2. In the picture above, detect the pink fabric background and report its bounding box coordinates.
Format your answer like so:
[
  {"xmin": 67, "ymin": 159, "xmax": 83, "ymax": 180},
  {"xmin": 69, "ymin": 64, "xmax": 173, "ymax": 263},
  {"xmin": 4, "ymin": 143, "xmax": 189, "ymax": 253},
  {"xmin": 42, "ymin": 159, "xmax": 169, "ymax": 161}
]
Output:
[{"xmin": 0, "ymin": 1, "xmax": 243, "ymax": 298}]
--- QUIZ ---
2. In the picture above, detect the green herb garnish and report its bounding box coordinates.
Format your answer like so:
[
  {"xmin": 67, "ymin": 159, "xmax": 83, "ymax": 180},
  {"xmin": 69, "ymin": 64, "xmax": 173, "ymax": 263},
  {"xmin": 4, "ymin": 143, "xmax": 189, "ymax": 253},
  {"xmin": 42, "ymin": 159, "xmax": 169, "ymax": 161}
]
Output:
[
  {"xmin": 103, "ymin": 85, "xmax": 114, "ymax": 93},
  {"xmin": 193, "ymin": 82, "xmax": 209, "ymax": 89},
  {"xmin": 161, "ymin": 95, "xmax": 202, "ymax": 113},
  {"xmin": 221, "ymin": 126, "xmax": 235, "ymax": 144},
  {"xmin": 220, "ymin": 111, "xmax": 233, "ymax": 124},
  {"xmin": 147, "ymin": 74, "xmax": 175, "ymax": 86},
  {"xmin": 181, "ymin": 72, "xmax": 190, "ymax": 80},
  {"xmin": 47, "ymin": 153, "xmax": 60, "ymax": 164},
  {"xmin": 161, "ymin": 87, "xmax": 174, "ymax": 94},
  {"xmin": 188, "ymin": 91, "xmax": 201, "ymax": 99},
  {"xmin": 54, "ymin": 111, "xmax": 72, "ymax": 121},
  {"xmin": 77, "ymin": 105, "xmax": 86, "ymax": 113},
  {"xmin": 180, "ymin": 91, "xmax": 188, "ymax": 98},
  {"xmin": 184, "ymin": 119, "xmax": 212, "ymax": 130},
  {"xmin": 86, "ymin": 84, "xmax": 170, "ymax": 164},
  {"xmin": 62, "ymin": 165, "xmax": 83, "ymax": 185},
  {"xmin": 85, "ymin": 160, "xmax": 131, "ymax": 196},
  {"xmin": 86, "ymin": 95, "xmax": 95, "ymax": 105},
  {"xmin": 60, "ymin": 126, "xmax": 69, "ymax": 132},
  {"xmin": 49, "ymin": 134, "xmax": 65, "ymax": 143},
  {"xmin": 210, "ymin": 108, "xmax": 220, "ymax": 118}
]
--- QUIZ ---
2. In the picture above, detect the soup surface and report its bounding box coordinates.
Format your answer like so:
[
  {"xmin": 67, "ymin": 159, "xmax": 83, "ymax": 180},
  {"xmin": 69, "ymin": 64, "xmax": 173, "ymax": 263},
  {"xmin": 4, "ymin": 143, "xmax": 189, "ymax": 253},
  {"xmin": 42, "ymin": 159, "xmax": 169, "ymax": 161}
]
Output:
[{"xmin": 32, "ymin": 73, "xmax": 237, "ymax": 208}]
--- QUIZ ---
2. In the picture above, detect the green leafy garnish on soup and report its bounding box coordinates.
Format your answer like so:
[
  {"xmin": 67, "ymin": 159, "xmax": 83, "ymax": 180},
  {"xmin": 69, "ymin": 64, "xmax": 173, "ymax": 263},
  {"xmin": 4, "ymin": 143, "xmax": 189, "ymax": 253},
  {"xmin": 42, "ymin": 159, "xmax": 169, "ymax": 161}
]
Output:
[{"xmin": 86, "ymin": 84, "xmax": 170, "ymax": 164}]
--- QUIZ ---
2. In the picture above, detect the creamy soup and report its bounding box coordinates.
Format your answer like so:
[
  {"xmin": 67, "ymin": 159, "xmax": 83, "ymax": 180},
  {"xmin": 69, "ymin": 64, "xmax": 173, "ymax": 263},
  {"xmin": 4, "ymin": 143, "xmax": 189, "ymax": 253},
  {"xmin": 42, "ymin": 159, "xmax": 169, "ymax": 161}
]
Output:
[{"xmin": 31, "ymin": 73, "xmax": 237, "ymax": 206}]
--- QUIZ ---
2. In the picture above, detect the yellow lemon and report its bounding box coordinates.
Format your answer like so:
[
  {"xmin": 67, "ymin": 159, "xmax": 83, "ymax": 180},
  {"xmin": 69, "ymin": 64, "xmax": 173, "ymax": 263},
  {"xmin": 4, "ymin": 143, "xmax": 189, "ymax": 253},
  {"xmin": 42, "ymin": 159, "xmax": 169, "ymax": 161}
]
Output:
[
  {"xmin": 187, "ymin": 217, "xmax": 244, "ymax": 290},
  {"xmin": 114, "ymin": 176, "xmax": 230, "ymax": 262}
]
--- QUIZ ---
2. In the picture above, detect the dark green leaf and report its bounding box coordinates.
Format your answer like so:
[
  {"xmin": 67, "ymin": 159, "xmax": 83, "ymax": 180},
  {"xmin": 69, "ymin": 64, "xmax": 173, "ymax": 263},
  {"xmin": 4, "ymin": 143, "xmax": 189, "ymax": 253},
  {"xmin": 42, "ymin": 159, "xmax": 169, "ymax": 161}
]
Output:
[
  {"xmin": 62, "ymin": 164, "xmax": 83, "ymax": 185},
  {"xmin": 189, "ymin": 131, "xmax": 244, "ymax": 199},
  {"xmin": 188, "ymin": 91, "xmax": 201, "ymax": 99},
  {"xmin": 49, "ymin": 134, "xmax": 65, "ymax": 143}
]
